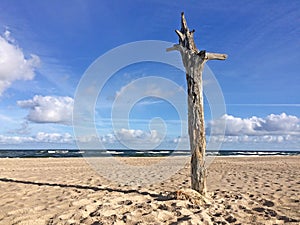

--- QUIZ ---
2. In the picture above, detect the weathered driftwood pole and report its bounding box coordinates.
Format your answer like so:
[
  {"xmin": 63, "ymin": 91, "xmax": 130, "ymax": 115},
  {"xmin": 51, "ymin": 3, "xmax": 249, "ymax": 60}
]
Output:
[{"xmin": 167, "ymin": 12, "xmax": 227, "ymax": 195}]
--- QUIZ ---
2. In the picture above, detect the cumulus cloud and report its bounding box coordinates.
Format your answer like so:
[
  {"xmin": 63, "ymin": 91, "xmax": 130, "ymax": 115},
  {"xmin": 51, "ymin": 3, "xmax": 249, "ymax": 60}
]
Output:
[
  {"xmin": 115, "ymin": 128, "xmax": 162, "ymax": 144},
  {"xmin": 173, "ymin": 113, "xmax": 300, "ymax": 148},
  {"xmin": 260, "ymin": 113, "xmax": 300, "ymax": 133},
  {"xmin": 0, "ymin": 30, "xmax": 40, "ymax": 95},
  {"xmin": 77, "ymin": 128, "xmax": 164, "ymax": 149},
  {"xmin": 77, "ymin": 133, "xmax": 116, "ymax": 144},
  {"xmin": 203, "ymin": 113, "xmax": 300, "ymax": 147},
  {"xmin": 115, "ymin": 128, "xmax": 165, "ymax": 149},
  {"xmin": 207, "ymin": 113, "xmax": 300, "ymax": 136},
  {"xmin": 17, "ymin": 95, "xmax": 74, "ymax": 125}
]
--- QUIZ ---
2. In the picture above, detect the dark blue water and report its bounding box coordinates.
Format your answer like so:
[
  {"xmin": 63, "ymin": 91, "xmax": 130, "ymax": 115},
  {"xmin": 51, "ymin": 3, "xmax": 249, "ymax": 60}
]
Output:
[{"xmin": 0, "ymin": 149, "xmax": 299, "ymax": 158}]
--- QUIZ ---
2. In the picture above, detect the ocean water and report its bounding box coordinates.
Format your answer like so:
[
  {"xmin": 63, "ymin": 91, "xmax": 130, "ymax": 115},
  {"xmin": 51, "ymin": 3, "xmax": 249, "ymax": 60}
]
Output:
[{"xmin": 0, "ymin": 149, "xmax": 299, "ymax": 158}]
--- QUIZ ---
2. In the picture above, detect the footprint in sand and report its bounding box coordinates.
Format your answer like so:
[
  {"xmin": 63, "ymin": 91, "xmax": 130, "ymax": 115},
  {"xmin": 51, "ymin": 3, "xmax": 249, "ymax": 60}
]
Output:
[
  {"xmin": 277, "ymin": 215, "xmax": 299, "ymax": 223},
  {"xmin": 225, "ymin": 214, "xmax": 237, "ymax": 223},
  {"xmin": 252, "ymin": 207, "xmax": 265, "ymax": 213},
  {"xmin": 260, "ymin": 199, "xmax": 275, "ymax": 207},
  {"xmin": 252, "ymin": 207, "xmax": 277, "ymax": 218}
]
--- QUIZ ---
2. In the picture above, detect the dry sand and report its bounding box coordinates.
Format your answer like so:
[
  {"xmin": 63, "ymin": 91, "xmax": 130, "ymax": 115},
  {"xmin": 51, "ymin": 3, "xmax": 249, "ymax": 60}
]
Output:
[{"xmin": 0, "ymin": 156, "xmax": 299, "ymax": 225}]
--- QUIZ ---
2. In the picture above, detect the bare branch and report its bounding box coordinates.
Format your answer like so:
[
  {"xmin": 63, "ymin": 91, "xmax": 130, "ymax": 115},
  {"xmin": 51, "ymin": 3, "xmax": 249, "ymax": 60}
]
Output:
[
  {"xmin": 175, "ymin": 30, "xmax": 184, "ymax": 42},
  {"xmin": 166, "ymin": 44, "xmax": 181, "ymax": 52},
  {"xmin": 180, "ymin": 12, "xmax": 189, "ymax": 33},
  {"xmin": 205, "ymin": 52, "xmax": 228, "ymax": 61},
  {"xmin": 177, "ymin": 12, "xmax": 198, "ymax": 52}
]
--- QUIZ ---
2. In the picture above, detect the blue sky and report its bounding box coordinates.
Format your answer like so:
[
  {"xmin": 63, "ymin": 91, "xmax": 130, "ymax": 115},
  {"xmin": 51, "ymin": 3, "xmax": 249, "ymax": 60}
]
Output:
[{"xmin": 0, "ymin": 0, "xmax": 299, "ymax": 150}]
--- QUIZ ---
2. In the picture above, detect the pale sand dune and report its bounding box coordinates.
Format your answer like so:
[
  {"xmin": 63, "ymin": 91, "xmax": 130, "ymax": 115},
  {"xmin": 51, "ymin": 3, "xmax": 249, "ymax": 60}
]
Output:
[{"xmin": 0, "ymin": 156, "xmax": 299, "ymax": 225}]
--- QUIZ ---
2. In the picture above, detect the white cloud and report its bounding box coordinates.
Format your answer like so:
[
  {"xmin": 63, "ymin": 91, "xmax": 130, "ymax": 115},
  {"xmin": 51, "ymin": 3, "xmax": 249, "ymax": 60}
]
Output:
[
  {"xmin": 3, "ymin": 30, "xmax": 14, "ymax": 43},
  {"xmin": 0, "ymin": 30, "xmax": 40, "ymax": 95},
  {"xmin": 0, "ymin": 135, "xmax": 34, "ymax": 144},
  {"xmin": 77, "ymin": 133, "xmax": 116, "ymax": 144},
  {"xmin": 204, "ymin": 113, "xmax": 300, "ymax": 147},
  {"xmin": 207, "ymin": 113, "xmax": 300, "ymax": 136},
  {"xmin": 173, "ymin": 113, "xmax": 300, "ymax": 148},
  {"xmin": 137, "ymin": 99, "xmax": 164, "ymax": 106},
  {"xmin": 114, "ymin": 128, "xmax": 164, "ymax": 149},
  {"xmin": 77, "ymin": 128, "xmax": 164, "ymax": 149},
  {"xmin": 210, "ymin": 134, "xmax": 298, "ymax": 144},
  {"xmin": 17, "ymin": 95, "xmax": 74, "ymax": 125},
  {"xmin": 260, "ymin": 113, "xmax": 300, "ymax": 133},
  {"xmin": 0, "ymin": 132, "xmax": 73, "ymax": 144},
  {"xmin": 115, "ymin": 128, "xmax": 162, "ymax": 143},
  {"xmin": 35, "ymin": 132, "xmax": 73, "ymax": 143}
]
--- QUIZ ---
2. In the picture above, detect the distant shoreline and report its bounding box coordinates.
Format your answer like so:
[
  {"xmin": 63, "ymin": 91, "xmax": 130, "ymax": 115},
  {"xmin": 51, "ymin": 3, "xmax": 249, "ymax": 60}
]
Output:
[{"xmin": 0, "ymin": 149, "xmax": 299, "ymax": 158}]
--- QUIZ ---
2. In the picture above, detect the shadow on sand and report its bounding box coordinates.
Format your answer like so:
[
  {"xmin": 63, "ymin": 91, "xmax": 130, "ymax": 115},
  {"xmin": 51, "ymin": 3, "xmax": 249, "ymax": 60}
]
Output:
[{"xmin": 0, "ymin": 177, "xmax": 175, "ymax": 201}]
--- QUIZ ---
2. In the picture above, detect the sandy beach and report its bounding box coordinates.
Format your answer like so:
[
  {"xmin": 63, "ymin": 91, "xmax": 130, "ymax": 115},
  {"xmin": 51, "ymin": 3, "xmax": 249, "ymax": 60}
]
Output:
[{"xmin": 0, "ymin": 156, "xmax": 299, "ymax": 225}]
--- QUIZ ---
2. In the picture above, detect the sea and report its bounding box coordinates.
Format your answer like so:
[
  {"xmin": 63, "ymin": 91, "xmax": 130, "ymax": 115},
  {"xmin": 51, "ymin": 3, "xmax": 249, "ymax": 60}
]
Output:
[{"xmin": 0, "ymin": 149, "xmax": 299, "ymax": 158}]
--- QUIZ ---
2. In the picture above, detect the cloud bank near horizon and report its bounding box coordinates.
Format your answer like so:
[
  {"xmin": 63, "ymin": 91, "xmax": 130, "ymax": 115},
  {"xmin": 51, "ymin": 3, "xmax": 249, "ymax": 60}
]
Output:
[
  {"xmin": 176, "ymin": 113, "xmax": 300, "ymax": 148},
  {"xmin": 2, "ymin": 97, "xmax": 300, "ymax": 150},
  {"xmin": 207, "ymin": 113, "xmax": 300, "ymax": 136},
  {"xmin": 0, "ymin": 132, "xmax": 72, "ymax": 144}
]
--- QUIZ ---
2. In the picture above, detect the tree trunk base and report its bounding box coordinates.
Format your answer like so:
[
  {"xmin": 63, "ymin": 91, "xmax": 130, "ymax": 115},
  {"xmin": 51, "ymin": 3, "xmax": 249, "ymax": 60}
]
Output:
[
  {"xmin": 191, "ymin": 152, "xmax": 207, "ymax": 196},
  {"xmin": 175, "ymin": 188, "xmax": 211, "ymax": 206}
]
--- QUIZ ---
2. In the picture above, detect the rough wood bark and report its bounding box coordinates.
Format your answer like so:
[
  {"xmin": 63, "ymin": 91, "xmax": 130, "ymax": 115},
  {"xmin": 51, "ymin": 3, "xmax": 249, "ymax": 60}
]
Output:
[{"xmin": 167, "ymin": 12, "xmax": 227, "ymax": 195}]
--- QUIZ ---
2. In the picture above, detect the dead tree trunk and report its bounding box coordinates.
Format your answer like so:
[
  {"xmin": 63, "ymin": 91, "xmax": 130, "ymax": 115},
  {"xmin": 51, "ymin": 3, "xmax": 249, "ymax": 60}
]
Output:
[{"xmin": 167, "ymin": 12, "xmax": 227, "ymax": 195}]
